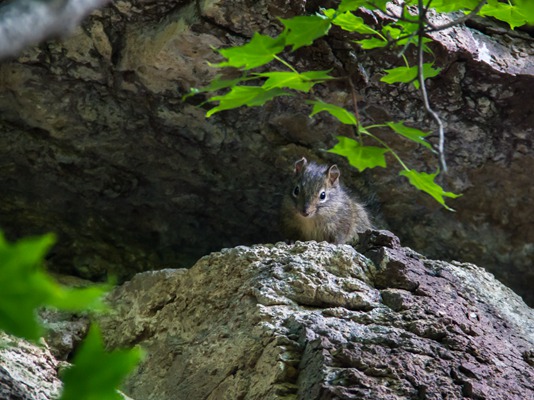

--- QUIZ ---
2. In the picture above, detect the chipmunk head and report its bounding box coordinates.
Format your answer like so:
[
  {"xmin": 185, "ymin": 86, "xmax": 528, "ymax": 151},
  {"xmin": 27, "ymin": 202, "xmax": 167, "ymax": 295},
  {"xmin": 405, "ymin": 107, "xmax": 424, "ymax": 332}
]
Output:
[{"xmin": 290, "ymin": 157, "xmax": 341, "ymax": 218}]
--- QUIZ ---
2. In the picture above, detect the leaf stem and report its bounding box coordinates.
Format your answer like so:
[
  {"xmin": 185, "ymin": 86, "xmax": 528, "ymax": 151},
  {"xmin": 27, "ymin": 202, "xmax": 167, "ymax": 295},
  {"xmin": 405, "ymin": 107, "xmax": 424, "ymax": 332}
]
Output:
[
  {"xmin": 396, "ymin": 31, "xmax": 418, "ymax": 59},
  {"xmin": 274, "ymin": 55, "xmax": 299, "ymax": 74},
  {"xmin": 361, "ymin": 128, "xmax": 410, "ymax": 171}
]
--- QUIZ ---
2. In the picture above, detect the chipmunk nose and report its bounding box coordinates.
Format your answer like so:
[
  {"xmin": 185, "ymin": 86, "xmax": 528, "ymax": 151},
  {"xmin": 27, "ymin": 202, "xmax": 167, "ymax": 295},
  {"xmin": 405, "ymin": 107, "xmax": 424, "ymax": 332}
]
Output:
[{"xmin": 300, "ymin": 206, "xmax": 312, "ymax": 217}]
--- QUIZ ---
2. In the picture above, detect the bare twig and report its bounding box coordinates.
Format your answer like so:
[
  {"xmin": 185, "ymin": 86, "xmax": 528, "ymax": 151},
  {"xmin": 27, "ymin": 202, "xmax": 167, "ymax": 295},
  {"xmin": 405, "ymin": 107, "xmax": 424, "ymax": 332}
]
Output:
[
  {"xmin": 347, "ymin": 76, "xmax": 362, "ymax": 140},
  {"xmin": 0, "ymin": 0, "xmax": 110, "ymax": 60},
  {"xmin": 396, "ymin": 31, "xmax": 418, "ymax": 58},
  {"xmin": 417, "ymin": 0, "xmax": 447, "ymax": 173}
]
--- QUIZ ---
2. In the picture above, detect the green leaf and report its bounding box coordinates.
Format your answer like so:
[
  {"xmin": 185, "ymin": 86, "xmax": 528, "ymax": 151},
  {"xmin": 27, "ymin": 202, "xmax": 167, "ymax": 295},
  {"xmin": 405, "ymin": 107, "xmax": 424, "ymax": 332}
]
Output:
[
  {"xmin": 331, "ymin": 11, "xmax": 377, "ymax": 34},
  {"xmin": 193, "ymin": 75, "xmax": 244, "ymax": 93},
  {"xmin": 207, "ymin": 86, "xmax": 290, "ymax": 117},
  {"xmin": 49, "ymin": 285, "xmax": 109, "ymax": 312},
  {"xmin": 184, "ymin": 76, "xmax": 244, "ymax": 100},
  {"xmin": 0, "ymin": 233, "xmax": 108, "ymax": 341},
  {"xmin": 400, "ymin": 169, "xmax": 461, "ymax": 211},
  {"xmin": 422, "ymin": 63, "xmax": 441, "ymax": 75},
  {"xmin": 428, "ymin": 0, "xmax": 480, "ymax": 12},
  {"xmin": 381, "ymin": 63, "xmax": 441, "ymax": 88},
  {"xmin": 328, "ymin": 136, "xmax": 388, "ymax": 171},
  {"xmin": 381, "ymin": 20, "xmax": 432, "ymax": 47},
  {"xmin": 300, "ymin": 70, "xmax": 335, "ymax": 81},
  {"xmin": 381, "ymin": 65, "xmax": 416, "ymax": 85},
  {"xmin": 386, "ymin": 122, "xmax": 433, "ymax": 150},
  {"xmin": 0, "ymin": 233, "xmax": 55, "ymax": 340},
  {"xmin": 355, "ymin": 37, "xmax": 388, "ymax": 49},
  {"xmin": 216, "ymin": 33, "xmax": 285, "ymax": 70},
  {"xmin": 307, "ymin": 100, "xmax": 357, "ymax": 125},
  {"xmin": 256, "ymin": 70, "xmax": 333, "ymax": 92},
  {"xmin": 480, "ymin": 0, "xmax": 529, "ymax": 29},
  {"xmin": 338, "ymin": 0, "xmax": 389, "ymax": 12},
  {"xmin": 514, "ymin": 0, "xmax": 534, "ymax": 25},
  {"xmin": 338, "ymin": 0, "xmax": 368, "ymax": 12},
  {"xmin": 382, "ymin": 25, "xmax": 403, "ymax": 39},
  {"xmin": 280, "ymin": 15, "xmax": 331, "ymax": 51},
  {"xmin": 60, "ymin": 324, "xmax": 143, "ymax": 400}
]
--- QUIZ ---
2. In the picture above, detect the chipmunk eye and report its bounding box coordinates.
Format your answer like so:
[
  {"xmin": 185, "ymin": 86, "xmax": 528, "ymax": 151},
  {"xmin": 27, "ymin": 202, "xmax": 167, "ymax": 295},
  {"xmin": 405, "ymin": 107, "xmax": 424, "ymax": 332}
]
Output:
[
  {"xmin": 319, "ymin": 191, "xmax": 326, "ymax": 200},
  {"xmin": 293, "ymin": 185, "xmax": 300, "ymax": 197}
]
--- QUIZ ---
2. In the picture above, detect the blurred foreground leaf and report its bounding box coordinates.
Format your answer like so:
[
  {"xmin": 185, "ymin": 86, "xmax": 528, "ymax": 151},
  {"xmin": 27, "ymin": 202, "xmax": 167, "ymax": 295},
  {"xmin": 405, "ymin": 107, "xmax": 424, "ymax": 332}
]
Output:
[
  {"xmin": 0, "ymin": 233, "xmax": 107, "ymax": 341},
  {"xmin": 60, "ymin": 324, "xmax": 143, "ymax": 400}
]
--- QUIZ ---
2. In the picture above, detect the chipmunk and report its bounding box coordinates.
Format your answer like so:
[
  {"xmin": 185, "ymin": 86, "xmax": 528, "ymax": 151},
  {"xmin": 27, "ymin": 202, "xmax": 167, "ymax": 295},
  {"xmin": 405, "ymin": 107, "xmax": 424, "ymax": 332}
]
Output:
[{"xmin": 280, "ymin": 157, "xmax": 371, "ymax": 244}]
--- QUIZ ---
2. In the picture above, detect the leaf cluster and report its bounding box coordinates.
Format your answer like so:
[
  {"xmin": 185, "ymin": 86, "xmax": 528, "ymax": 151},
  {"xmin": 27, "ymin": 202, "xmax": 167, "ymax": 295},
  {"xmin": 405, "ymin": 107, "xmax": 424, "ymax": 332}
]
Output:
[
  {"xmin": 400, "ymin": 0, "xmax": 534, "ymax": 29},
  {"xmin": 0, "ymin": 232, "xmax": 142, "ymax": 399},
  {"xmin": 191, "ymin": 0, "xmax": 531, "ymax": 208},
  {"xmin": 317, "ymin": 103, "xmax": 460, "ymax": 210}
]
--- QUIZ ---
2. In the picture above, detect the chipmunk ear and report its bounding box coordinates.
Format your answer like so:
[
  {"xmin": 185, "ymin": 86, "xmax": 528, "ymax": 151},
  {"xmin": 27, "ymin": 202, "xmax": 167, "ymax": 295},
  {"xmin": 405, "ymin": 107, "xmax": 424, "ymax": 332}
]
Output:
[
  {"xmin": 327, "ymin": 165, "xmax": 340, "ymax": 186},
  {"xmin": 294, "ymin": 157, "xmax": 307, "ymax": 175}
]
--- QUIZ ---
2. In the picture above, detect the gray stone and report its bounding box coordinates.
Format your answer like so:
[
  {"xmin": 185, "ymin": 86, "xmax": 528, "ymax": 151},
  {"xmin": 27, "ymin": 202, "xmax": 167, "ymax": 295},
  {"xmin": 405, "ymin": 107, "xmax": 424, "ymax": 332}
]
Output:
[
  {"xmin": 0, "ymin": 333, "xmax": 61, "ymax": 400},
  {"xmin": 98, "ymin": 232, "xmax": 534, "ymax": 399}
]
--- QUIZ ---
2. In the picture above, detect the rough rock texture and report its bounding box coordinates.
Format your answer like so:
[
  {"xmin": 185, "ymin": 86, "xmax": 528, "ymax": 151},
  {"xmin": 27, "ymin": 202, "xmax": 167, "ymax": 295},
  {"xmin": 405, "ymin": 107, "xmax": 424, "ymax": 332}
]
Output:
[
  {"xmin": 0, "ymin": 1, "xmax": 532, "ymax": 305},
  {"xmin": 0, "ymin": 333, "xmax": 61, "ymax": 400},
  {"xmin": 99, "ymin": 231, "xmax": 534, "ymax": 399},
  {"xmin": 0, "ymin": 0, "xmax": 110, "ymax": 59},
  {"xmin": 39, "ymin": 309, "xmax": 90, "ymax": 361}
]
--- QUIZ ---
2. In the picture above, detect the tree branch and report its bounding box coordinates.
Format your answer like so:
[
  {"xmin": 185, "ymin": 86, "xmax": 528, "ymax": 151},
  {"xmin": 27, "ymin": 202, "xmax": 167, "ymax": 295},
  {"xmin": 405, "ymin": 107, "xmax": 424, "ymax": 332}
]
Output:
[
  {"xmin": 0, "ymin": 0, "xmax": 110, "ymax": 60},
  {"xmin": 417, "ymin": 0, "xmax": 447, "ymax": 173},
  {"xmin": 347, "ymin": 76, "xmax": 362, "ymax": 140}
]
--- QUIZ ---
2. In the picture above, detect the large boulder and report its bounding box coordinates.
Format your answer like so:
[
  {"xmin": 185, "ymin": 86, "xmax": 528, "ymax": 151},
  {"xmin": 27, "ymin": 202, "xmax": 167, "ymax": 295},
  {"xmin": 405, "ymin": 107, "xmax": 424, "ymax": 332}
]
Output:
[{"xmin": 98, "ymin": 231, "xmax": 534, "ymax": 399}]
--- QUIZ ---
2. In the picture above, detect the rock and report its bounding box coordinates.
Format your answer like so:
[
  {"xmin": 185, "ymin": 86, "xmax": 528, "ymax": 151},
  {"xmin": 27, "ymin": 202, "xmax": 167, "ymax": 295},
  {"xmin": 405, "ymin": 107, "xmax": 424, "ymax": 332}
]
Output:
[
  {"xmin": 39, "ymin": 309, "xmax": 90, "ymax": 361},
  {"xmin": 99, "ymin": 231, "xmax": 534, "ymax": 399},
  {"xmin": 0, "ymin": 333, "xmax": 61, "ymax": 400},
  {"xmin": 38, "ymin": 274, "xmax": 97, "ymax": 360},
  {"xmin": 0, "ymin": 0, "xmax": 532, "ymax": 307}
]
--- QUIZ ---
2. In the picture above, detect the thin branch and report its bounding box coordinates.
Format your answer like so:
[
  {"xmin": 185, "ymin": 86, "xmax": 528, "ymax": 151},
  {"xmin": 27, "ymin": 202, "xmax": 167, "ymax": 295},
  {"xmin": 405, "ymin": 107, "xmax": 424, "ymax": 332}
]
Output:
[
  {"xmin": 347, "ymin": 76, "xmax": 361, "ymax": 123},
  {"xmin": 396, "ymin": 31, "xmax": 418, "ymax": 58},
  {"xmin": 347, "ymin": 76, "xmax": 362, "ymax": 140},
  {"xmin": 0, "ymin": 0, "xmax": 110, "ymax": 60},
  {"xmin": 417, "ymin": 0, "xmax": 447, "ymax": 173},
  {"xmin": 273, "ymin": 54, "xmax": 299, "ymax": 74},
  {"xmin": 425, "ymin": 0, "xmax": 487, "ymax": 32}
]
